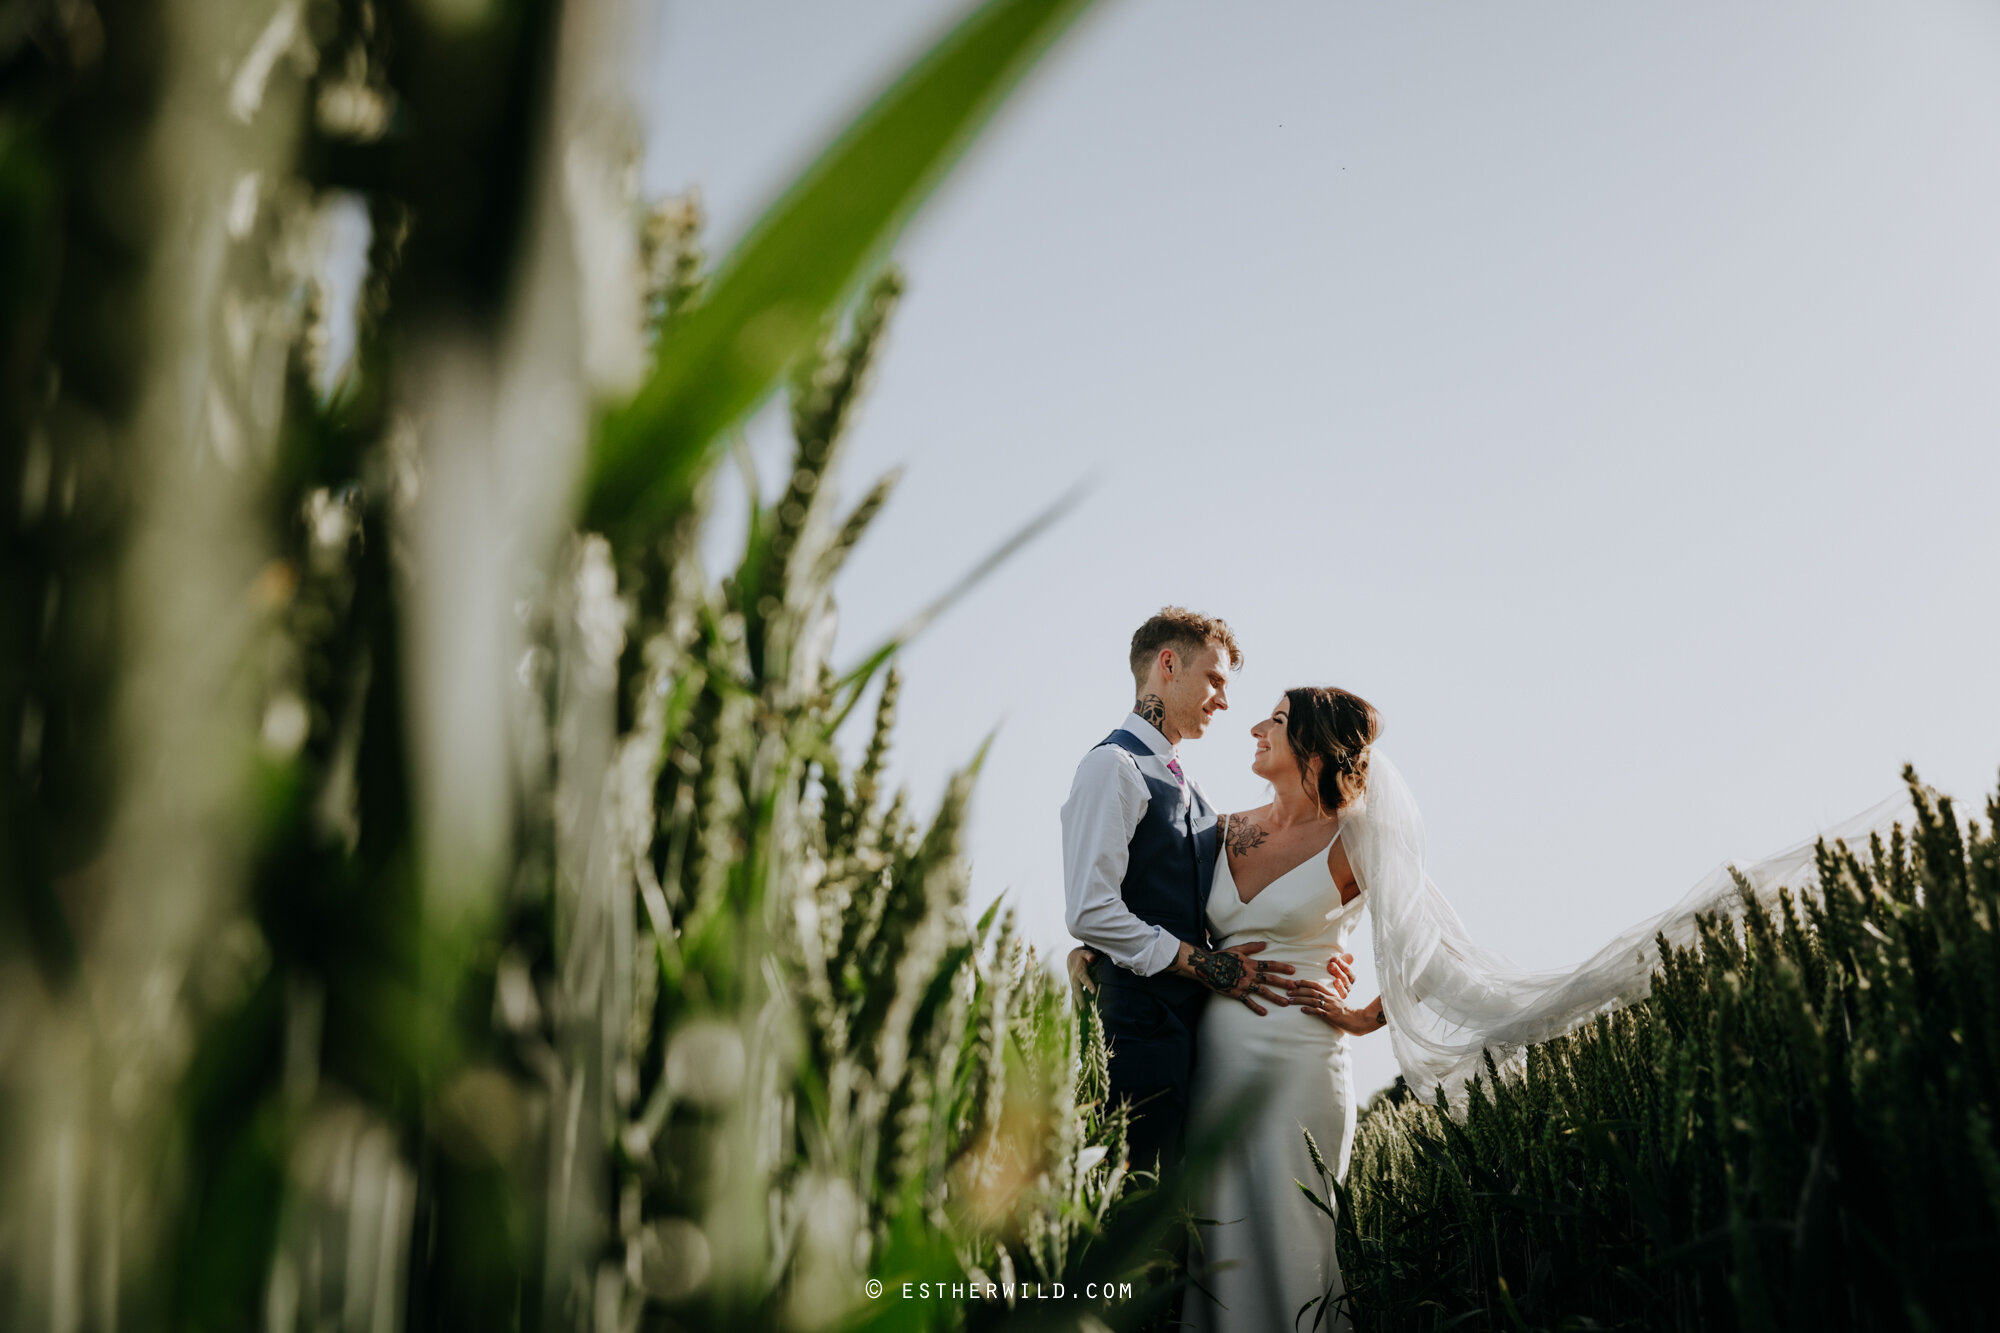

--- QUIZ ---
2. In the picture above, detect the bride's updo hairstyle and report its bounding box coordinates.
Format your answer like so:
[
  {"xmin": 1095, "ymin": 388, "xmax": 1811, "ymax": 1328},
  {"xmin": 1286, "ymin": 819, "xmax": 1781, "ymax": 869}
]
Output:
[{"xmin": 1282, "ymin": 686, "xmax": 1381, "ymax": 815}]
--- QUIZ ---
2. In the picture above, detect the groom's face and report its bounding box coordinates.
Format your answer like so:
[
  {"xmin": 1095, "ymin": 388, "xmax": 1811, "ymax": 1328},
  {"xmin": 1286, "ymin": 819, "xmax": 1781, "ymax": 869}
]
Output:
[{"xmin": 1168, "ymin": 642, "xmax": 1232, "ymax": 740}]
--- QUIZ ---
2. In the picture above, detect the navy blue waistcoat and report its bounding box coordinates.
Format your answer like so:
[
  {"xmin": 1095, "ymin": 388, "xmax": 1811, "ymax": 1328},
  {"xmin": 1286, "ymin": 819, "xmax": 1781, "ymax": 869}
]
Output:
[{"xmin": 1093, "ymin": 730, "xmax": 1220, "ymax": 1004}]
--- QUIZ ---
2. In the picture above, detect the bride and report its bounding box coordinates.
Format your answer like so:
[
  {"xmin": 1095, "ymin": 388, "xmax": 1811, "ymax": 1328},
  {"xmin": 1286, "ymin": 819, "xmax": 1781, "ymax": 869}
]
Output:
[{"xmin": 1182, "ymin": 686, "xmax": 1386, "ymax": 1333}]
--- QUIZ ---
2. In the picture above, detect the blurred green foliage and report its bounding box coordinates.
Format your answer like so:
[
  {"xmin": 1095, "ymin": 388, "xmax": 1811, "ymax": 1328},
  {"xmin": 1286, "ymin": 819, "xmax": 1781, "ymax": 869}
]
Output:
[{"xmin": 0, "ymin": 1, "xmax": 1154, "ymax": 1330}]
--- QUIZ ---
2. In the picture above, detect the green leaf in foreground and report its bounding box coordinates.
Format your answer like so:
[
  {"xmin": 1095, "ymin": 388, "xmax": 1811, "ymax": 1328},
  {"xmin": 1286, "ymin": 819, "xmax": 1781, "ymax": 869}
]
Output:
[{"xmin": 582, "ymin": 0, "xmax": 1100, "ymax": 546}]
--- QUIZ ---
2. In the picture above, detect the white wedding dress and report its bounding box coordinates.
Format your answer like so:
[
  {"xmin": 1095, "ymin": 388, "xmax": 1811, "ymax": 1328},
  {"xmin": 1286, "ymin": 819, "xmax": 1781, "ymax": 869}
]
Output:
[{"xmin": 1188, "ymin": 821, "xmax": 1363, "ymax": 1333}]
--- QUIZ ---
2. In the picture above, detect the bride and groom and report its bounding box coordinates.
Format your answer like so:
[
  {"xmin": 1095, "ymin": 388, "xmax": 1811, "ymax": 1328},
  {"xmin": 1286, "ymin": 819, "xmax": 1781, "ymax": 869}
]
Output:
[
  {"xmin": 1060, "ymin": 605, "xmax": 1909, "ymax": 1332},
  {"xmin": 1060, "ymin": 606, "xmax": 1381, "ymax": 1332}
]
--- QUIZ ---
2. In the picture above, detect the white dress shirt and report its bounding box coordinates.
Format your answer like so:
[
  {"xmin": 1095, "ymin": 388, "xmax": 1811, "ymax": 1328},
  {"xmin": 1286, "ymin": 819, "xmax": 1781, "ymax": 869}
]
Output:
[{"xmin": 1060, "ymin": 711, "xmax": 1197, "ymax": 977}]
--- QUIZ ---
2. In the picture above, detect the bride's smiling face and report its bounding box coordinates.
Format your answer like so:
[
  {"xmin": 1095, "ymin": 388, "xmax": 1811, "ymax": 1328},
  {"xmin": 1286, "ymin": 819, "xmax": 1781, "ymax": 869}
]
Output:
[{"xmin": 1249, "ymin": 699, "xmax": 1303, "ymax": 785}]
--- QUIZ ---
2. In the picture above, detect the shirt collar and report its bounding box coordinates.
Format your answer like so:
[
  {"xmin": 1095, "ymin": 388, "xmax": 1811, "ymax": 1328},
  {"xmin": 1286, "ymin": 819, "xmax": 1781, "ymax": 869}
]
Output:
[{"xmin": 1121, "ymin": 711, "xmax": 1176, "ymax": 759}]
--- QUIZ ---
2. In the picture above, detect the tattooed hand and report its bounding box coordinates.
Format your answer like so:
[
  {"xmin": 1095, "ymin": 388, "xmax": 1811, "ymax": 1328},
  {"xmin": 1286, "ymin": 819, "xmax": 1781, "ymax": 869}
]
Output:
[
  {"xmin": 1135, "ymin": 693, "xmax": 1168, "ymax": 731},
  {"xmin": 1191, "ymin": 948, "xmax": 1247, "ymax": 993},
  {"xmin": 1172, "ymin": 939, "xmax": 1297, "ymax": 1014}
]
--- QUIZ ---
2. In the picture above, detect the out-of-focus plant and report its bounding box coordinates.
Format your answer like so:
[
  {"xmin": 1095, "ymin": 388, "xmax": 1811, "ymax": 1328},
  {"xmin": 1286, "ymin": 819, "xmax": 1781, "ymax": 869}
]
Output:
[
  {"xmin": 0, "ymin": 0, "xmax": 1119, "ymax": 1329},
  {"xmin": 587, "ymin": 259, "xmax": 1134, "ymax": 1330}
]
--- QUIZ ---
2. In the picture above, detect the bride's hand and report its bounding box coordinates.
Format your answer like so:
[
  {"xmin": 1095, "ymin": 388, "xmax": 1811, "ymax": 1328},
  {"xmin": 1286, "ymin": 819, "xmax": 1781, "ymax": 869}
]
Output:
[
  {"xmin": 1291, "ymin": 984, "xmax": 1386, "ymax": 1035},
  {"xmin": 1325, "ymin": 951, "xmax": 1356, "ymax": 998}
]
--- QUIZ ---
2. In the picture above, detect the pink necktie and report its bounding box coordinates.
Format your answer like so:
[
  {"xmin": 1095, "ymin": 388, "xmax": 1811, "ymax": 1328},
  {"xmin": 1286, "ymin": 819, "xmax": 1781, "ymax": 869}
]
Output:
[{"xmin": 1167, "ymin": 757, "xmax": 1185, "ymax": 786}]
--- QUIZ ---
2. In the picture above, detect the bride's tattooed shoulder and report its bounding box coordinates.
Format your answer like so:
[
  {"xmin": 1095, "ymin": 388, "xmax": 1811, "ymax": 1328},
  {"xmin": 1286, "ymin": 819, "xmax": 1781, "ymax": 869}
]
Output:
[
  {"xmin": 1135, "ymin": 694, "xmax": 1167, "ymax": 729},
  {"xmin": 1226, "ymin": 816, "xmax": 1268, "ymax": 857}
]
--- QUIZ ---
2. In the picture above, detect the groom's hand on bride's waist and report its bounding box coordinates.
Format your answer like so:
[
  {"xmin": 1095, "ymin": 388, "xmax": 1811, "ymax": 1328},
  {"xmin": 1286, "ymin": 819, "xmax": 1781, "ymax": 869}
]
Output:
[{"xmin": 1169, "ymin": 940, "xmax": 1296, "ymax": 1015}]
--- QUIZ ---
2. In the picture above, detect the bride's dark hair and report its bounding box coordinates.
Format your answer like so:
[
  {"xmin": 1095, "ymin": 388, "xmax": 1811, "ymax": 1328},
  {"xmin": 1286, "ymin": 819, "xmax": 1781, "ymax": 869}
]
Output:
[{"xmin": 1283, "ymin": 686, "xmax": 1381, "ymax": 815}]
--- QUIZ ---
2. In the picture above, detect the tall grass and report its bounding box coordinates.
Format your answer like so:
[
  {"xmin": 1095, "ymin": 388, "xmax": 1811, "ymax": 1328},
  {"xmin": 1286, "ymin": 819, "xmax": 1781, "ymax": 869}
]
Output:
[
  {"xmin": 581, "ymin": 265, "xmax": 1138, "ymax": 1329},
  {"xmin": 0, "ymin": 2, "xmax": 1136, "ymax": 1329},
  {"xmin": 1335, "ymin": 770, "xmax": 2000, "ymax": 1332}
]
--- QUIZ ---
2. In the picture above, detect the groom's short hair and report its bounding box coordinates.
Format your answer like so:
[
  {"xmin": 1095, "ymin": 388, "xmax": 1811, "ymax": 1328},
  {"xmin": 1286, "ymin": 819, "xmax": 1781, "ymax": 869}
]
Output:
[{"xmin": 1129, "ymin": 607, "xmax": 1242, "ymax": 687}]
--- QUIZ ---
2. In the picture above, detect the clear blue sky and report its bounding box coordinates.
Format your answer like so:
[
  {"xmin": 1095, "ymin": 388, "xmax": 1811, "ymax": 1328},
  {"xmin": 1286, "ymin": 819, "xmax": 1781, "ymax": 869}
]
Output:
[{"xmin": 637, "ymin": 0, "xmax": 2000, "ymax": 1096}]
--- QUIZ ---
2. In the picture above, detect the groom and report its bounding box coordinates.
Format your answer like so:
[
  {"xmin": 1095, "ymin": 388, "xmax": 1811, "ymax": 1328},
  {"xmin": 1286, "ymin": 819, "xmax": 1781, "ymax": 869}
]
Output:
[{"xmin": 1062, "ymin": 607, "xmax": 1326, "ymax": 1179}]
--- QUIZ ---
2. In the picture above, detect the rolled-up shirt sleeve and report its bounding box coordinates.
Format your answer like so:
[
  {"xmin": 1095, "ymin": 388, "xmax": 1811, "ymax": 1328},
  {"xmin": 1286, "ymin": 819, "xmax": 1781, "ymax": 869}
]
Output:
[{"xmin": 1061, "ymin": 746, "xmax": 1182, "ymax": 977}]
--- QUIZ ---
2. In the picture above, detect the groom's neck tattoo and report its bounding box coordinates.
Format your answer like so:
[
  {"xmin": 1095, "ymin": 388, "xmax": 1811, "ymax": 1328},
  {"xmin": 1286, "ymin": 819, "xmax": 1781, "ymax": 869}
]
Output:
[
  {"xmin": 1225, "ymin": 818, "xmax": 1268, "ymax": 858},
  {"xmin": 1190, "ymin": 947, "xmax": 1249, "ymax": 997},
  {"xmin": 1136, "ymin": 694, "xmax": 1167, "ymax": 730}
]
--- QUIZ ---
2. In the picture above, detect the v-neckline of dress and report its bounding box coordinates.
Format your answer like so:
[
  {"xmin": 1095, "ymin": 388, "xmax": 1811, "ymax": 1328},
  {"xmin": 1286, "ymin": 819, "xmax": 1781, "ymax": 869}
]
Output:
[{"xmin": 1222, "ymin": 814, "xmax": 1345, "ymax": 907}]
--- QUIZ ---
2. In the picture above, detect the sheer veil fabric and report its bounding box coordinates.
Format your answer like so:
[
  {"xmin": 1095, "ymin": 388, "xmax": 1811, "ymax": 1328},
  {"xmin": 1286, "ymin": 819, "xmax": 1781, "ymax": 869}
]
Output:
[{"xmin": 1348, "ymin": 749, "xmax": 1913, "ymax": 1105}]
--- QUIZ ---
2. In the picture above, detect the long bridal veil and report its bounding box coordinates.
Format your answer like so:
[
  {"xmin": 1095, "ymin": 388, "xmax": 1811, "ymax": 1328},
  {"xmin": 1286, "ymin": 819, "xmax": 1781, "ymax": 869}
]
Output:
[{"xmin": 1344, "ymin": 749, "xmax": 1912, "ymax": 1105}]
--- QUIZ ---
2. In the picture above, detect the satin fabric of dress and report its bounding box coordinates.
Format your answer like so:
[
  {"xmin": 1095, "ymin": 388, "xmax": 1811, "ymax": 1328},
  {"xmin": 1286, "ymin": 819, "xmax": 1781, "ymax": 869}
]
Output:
[{"xmin": 1187, "ymin": 827, "xmax": 1364, "ymax": 1333}]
